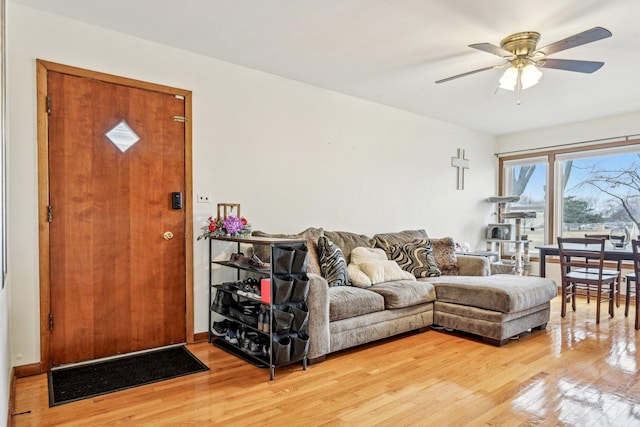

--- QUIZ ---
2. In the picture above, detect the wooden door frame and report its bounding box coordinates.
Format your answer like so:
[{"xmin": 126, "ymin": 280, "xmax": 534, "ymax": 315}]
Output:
[{"xmin": 36, "ymin": 60, "xmax": 194, "ymax": 373}]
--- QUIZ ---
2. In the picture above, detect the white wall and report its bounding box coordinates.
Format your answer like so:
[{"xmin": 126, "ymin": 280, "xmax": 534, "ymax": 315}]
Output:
[{"xmin": 7, "ymin": 4, "xmax": 496, "ymax": 366}]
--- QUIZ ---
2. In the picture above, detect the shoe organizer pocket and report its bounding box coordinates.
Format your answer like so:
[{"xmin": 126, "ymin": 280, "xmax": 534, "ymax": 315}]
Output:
[
  {"xmin": 291, "ymin": 246, "xmax": 308, "ymax": 274},
  {"xmin": 273, "ymin": 336, "xmax": 291, "ymax": 366},
  {"xmin": 272, "ymin": 246, "xmax": 295, "ymax": 274},
  {"xmin": 272, "ymin": 277, "xmax": 294, "ymax": 304},
  {"xmin": 272, "ymin": 308, "xmax": 294, "ymax": 335},
  {"xmin": 290, "ymin": 304, "xmax": 309, "ymax": 333},
  {"xmin": 290, "ymin": 333, "xmax": 309, "ymax": 363},
  {"xmin": 290, "ymin": 276, "xmax": 309, "ymax": 303}
]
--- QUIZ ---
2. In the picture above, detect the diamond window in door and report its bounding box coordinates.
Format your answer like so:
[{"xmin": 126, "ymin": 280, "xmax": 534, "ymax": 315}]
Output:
[{"xmin": 105, "ymin": 120, "xmax": 140, "ymax": 152}]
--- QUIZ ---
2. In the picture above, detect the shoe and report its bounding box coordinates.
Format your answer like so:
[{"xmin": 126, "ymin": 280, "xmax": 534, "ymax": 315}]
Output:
[
  {"xmin": 211, "ymin": 289, "xmax": 229, "ymax": 315},
  {"xmin": 248, "ymin": 255, "xmax": 270, "ymax": 270},
  {"xmin": 247, "ymin": 335, "xmax": 263, "ymax": 356},
  {"xmin": 225, "ymin": 325, "xmax": 238, "ymax": 345},
  {"xmin": 230, "ymin": 253, "xmax": 270, "ymax": 271},
  {"xmin": 263, "ymin": 310, "xmax": 270, "ymax": 333},
  {"xmin": 248, "ymin": 285, "xmax": 261, "ymax": 300},
  {"xmin": 241, "ymin": 332, "xmax": 258, "ymax": 353},
  {"xmin": 212, "ymin": 319, "xmax": 229, "ymax": 337},
  {"xmin": 241, "ymin": 335, "xmax": 251, "ymax": 352},
  {"xmin": 222, "ymin": 290, "xmax": 235, "ymax": 307},
  {"xmin": 229, "ymin": 253, "xmax": 251, "ymax": 268},
  {"xmin": 257, "ymin": 310, "xmax": 265, "ymax": 332},
  {"xmin": 237, "ymin": 283, "xmax": 252, "ymax": 298}
]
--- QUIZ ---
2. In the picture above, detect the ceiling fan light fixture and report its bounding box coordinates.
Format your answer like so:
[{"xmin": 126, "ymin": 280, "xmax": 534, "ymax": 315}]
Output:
[
  {"xmin": 521, "ymin": 64, "xmax": 542, "ymax": 89},
  {"xmin": 498, "ymin": 66, "xmax": 518, "ymax": 90},
  {"xmin": 498, "ymin": 63, "xmax": 542, "ymax": 91}
]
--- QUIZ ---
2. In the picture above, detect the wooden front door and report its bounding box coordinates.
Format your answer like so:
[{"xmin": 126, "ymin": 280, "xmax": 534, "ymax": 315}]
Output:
[{"xmin": 45, "ymin": 66, "xmax": 189, "ymax": 366}]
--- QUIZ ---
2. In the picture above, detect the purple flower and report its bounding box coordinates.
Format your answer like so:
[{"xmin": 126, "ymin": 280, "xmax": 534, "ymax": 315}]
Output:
[{"xmin": 223, "ymin": 215, "xmax": 244, "ymax": 234}]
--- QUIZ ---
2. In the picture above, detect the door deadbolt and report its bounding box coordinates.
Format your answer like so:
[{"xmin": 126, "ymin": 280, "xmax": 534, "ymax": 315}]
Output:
[{"xmin": 163, "ymin": 231, "xmax": 174, "ymax": 240}]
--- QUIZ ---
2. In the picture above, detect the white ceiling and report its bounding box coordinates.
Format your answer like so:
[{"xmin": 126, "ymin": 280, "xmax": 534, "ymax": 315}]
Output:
[{"xmin": 10, "ymin": 0, "xmax": 640, "ymax": 135}]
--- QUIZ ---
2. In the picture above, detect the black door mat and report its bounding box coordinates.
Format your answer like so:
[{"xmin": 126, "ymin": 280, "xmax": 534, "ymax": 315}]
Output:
[{"xmin": 48, "ymin": 346, "xmax": 209, "ymax": 406}]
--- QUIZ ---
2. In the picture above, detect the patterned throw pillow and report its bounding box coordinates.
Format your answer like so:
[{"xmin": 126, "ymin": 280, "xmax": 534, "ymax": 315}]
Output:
[
  {"xmin": 428, "ymin": 237, "xmax": 459, "ymax": 276},
  {"xmin": 387, "ymin": 240, "xmax": 441, "ymax": 278},
  {"xmin": 318, "ymin": 236, "xmax": 349, "ymax": 287}
]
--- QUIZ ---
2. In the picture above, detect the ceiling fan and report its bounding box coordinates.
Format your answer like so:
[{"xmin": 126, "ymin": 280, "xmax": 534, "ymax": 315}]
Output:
[{"xmin": 435, "ymin": 27, "xmax": 612, "ymax": 103}]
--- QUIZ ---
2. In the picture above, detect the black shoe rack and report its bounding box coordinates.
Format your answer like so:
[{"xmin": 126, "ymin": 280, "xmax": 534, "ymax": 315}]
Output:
[{"xmin": 207, "ymin": 235, "xmax": 309, "ymax": 380}]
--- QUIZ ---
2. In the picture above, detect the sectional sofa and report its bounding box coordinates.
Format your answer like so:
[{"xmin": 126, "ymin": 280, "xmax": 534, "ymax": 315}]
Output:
[{"xmin": 253, "ymin": 228, "xmax": 558, "ymax": 362}]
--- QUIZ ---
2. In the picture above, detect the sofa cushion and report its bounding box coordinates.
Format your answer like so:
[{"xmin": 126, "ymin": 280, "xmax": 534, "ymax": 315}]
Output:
[
  {"xmin": 347, "ymin": 247, "xmax": 414, "ymax": 287},
  {"xmin": 329, "ymin": 286, "xmax": 385, "ymax": 321},
  {"xmin": 372, "ymin": 229, "xmax": 429, "ymax": 252},
  {"xmin": 318, "ymin": 236, "xmax": 349, "ymax": 287},
  {"xmin": 456, "ymin": 255, "xmax": 491, "ymax": 277},
  {"xmin": 386, "ymin": 240, "xmax": 441, "ymax": 278},
  {"xmin": 347, "ymin": 263, "xmax": 372, "ymax": 288},
  {"xmin": 426, "ymin": 274, "xmax": 558, "ymax": 313},
  {"xmin": 359, "ymin": 261, "xmax": 415, "ymax": 285},
  {"xmin": 252, "ymin": 228, "xmax": 323, "ymax": 275},
  {"xmin": 350, "ymin": 247, "xmax": 388, "ymax": 264},
  {"xmin": 323, "ymin": 230, "xmax": 374, "ymax": 263},
  {"xmin": 369, "ymin": 280, "xmax": 436, "ymax": 309},
  {"xmin": 429, "ymin": 237, "xmax": 459, "ymax": 276}
]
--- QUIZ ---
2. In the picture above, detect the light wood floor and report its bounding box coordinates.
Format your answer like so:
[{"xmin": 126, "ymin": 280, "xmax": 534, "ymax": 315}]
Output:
[{"xmin": 11, "ymin": 297, "xmax": 640, "ymax": 426}]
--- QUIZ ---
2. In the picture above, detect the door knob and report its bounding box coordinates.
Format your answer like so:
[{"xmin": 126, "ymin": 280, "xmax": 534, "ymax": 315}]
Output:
[{"xmin": 163, "ymin": 231, "xmax": 174, "ymax": 240}]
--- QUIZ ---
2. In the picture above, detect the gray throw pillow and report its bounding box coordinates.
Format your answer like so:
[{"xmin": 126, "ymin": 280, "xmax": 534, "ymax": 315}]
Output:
[
  {"xmin": 318, "ymin": 236, "xmax": 349, "ymax": 287},
  {"xmin": 387, "ymin": 240, "xmax": 441, "ymax": 278}
]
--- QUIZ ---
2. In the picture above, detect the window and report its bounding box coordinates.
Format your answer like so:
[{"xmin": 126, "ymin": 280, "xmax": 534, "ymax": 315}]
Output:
[
  {"xmin": 557, "ymin": 146, "xmax": 640, "ymax": 240},
  {"xmin": 502, "ymin": 157, "xmax": 547, "ymax": 250},
  {"xmin": 499, "ymin": 140, "xmax": 640, "ymax": 255}
]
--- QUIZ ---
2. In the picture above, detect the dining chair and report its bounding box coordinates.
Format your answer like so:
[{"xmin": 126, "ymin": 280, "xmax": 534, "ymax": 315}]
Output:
[
  {"xmin": 582, "ymin": 233, "xmax": 622, "ymax": 307},
  {"xmin": 626, "ymin": 239, "xmax": 639, "ymax": 329},
  {"xmin": 557, "ymin": 237, "xmax": 619, "ymax": 324}
]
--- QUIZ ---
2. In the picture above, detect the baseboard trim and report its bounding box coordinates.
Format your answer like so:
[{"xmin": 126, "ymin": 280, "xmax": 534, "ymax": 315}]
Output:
[
  {"xmin": 193, "ymin": 332, "xmax": 209, "ymax": 343},
  {"xmin": 13, "ymin": 362, "xmax": 42, "ymax": 378}
]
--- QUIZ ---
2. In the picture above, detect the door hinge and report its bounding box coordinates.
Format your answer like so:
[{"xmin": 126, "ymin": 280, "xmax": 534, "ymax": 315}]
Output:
[
  {"xmin": 47, "ymin": 205, "xmax": 53, "ymax": 222},
  {"xmin": 171, "ymin": 115, "xmax": 188, "ymax": 122},
  {"xmin": 49, "ymin": 313, "xmax": 54, "ymax": 330},
  {"xmin": 46, "ymin": 96, "xmax": 52, "ymax": 116}
]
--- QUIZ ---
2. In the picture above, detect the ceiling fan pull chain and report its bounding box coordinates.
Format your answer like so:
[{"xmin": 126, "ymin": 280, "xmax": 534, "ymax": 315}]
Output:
[{"xmin": 516, "ymin": 67, "xmax": 523, "ymax": 105}]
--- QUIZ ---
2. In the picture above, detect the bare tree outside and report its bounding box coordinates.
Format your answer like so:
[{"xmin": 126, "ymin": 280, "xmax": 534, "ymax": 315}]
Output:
[
  {"xmin": 575, "ymin": 153, "xmax": 640, "ymax": 232},
  {"xmin": 511, "ymin": 165, "xmax": 536, "ymax": 196}
]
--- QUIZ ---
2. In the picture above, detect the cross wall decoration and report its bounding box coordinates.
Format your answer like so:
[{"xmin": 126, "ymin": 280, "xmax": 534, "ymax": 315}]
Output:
[{"xmin": 451, "ymin": 148, "xmax": 470, "ymax": 190}]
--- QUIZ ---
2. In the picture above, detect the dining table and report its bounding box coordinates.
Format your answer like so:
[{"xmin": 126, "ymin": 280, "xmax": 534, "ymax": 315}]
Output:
[{"xmin": 536, "ymin": 243, "xmax": 634, "ymax": 277}]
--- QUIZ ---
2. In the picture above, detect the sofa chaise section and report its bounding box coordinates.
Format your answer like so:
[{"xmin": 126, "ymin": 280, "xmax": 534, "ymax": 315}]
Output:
[{"xmin": 425, "ymin": 274, "xmax": 558, "ymax": 345}]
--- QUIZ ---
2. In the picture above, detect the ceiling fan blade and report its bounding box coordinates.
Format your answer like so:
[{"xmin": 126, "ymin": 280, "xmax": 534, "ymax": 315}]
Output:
[
  {"xmin": 469, "ymin": 43, "xmax": 514, "ymax": 58},
  {"xmin": 539, "ymin": 58, "xmax": 604, "ymax": 73},
  {"xmin": 537, "ymin": 27, "xmax": 612, "ymax": 56},
  {"xmin": 435, "ymin": 64, "xmax": 505, "ymax": 84}
]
